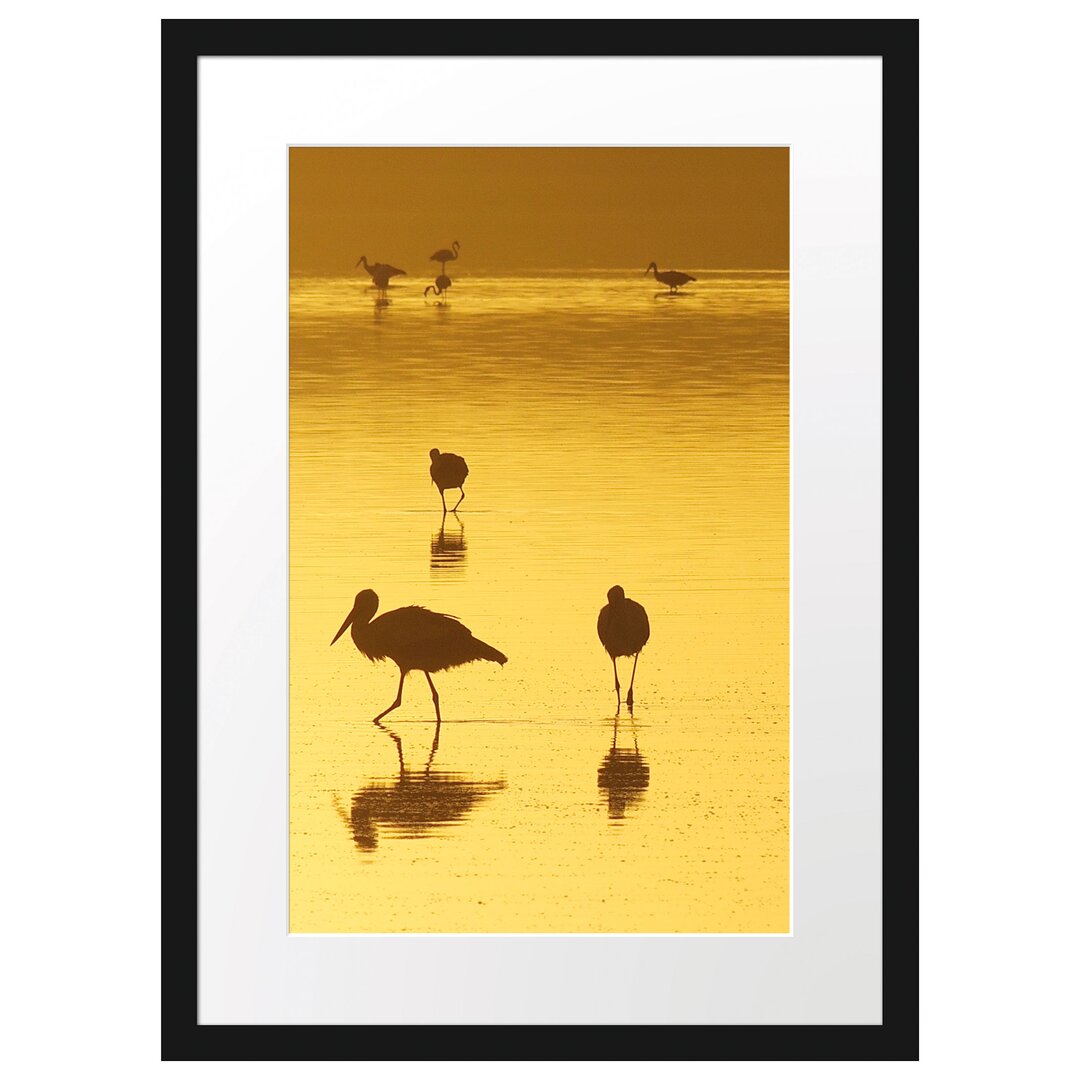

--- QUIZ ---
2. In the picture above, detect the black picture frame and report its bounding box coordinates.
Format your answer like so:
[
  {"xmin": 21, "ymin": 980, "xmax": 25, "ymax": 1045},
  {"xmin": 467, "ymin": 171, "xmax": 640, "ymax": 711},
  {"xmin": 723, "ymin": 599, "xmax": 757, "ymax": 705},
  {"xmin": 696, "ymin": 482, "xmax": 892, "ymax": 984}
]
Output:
[{"xmin": 163, "ymin": 18, "xmax": 917, "ymax": 1061}]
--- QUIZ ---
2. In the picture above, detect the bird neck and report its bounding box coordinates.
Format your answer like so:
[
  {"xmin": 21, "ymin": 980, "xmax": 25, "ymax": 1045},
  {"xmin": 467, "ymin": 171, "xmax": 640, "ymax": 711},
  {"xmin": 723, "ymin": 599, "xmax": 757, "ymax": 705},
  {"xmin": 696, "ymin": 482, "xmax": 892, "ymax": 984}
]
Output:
[{"xmin": 351, "ymin": 598, "xmax": 378, "ymax": 634}]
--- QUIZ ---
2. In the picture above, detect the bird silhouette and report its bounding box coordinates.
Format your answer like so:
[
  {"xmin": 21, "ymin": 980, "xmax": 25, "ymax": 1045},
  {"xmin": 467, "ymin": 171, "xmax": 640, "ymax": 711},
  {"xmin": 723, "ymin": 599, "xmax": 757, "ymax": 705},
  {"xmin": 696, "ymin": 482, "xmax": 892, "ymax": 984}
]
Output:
[
  {"xmin": 369, "ymin": 266, "xmax": 398, "ymax": 293},
  {"xmin": 429, "ymin": 448, "xmax": 469, "ymax": 512},
  {"xmin": 597, "ymin": 585, "xmax": 651, "ymax": 714},
  {"xmin": 429, "ymin": 240, "xmax": 460, "ymax": 272},
  {"xmin": 644, "ymin": 261, "xmax": 696, "ymax": 294},
  {"xmin": 424, "ymin": 273, "xmax": 453, "ymax": 300},
  {"xmin": 331, "ymin": 589, "xmax": 507, "ymax": 724},
  {"xmin": 356, "ymin": 255, "xmax": 406, "ymax": 290}
]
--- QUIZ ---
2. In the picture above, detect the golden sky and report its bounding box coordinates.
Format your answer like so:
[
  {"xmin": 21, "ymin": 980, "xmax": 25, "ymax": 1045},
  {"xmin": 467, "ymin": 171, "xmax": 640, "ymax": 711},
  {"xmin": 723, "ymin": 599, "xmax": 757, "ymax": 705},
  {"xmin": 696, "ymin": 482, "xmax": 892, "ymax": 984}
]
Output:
[{"xmin": 289, "ymin": 147, "xmax": 788, "ymax": 274}]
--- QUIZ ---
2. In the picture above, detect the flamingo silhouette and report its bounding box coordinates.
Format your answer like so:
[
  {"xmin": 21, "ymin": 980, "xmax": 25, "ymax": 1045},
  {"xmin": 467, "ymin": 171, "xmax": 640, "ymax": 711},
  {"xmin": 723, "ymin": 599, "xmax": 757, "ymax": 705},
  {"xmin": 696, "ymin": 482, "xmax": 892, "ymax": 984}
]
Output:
[
  {"xmin": 645, "ymin": 261, "xmax": 696, "ymax": 294},
  {"xmin": 429, "ymin": 240, "xmax": 460, "ymax": 272},
  {"xmin": 597, "ymin": 585, "xmax": 651, "ymax": 714},
  {"xmin": 331, "ymin": 589, "xmax": 507, "ymax": 724},
  {"xmin": 429, "ymin": 448, "xmax": 468, "ymax": 512},
  {"xmin": 424, "ymin": 274, "xmax": 453, "ymax": 300}
]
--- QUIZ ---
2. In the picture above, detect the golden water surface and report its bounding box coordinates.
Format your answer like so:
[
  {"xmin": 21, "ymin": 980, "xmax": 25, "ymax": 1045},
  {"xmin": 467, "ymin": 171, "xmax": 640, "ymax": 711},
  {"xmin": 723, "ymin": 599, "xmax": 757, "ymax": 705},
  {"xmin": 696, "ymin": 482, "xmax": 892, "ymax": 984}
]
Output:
[{"xmin": 289, "ymin": 271, "xmax": 788, "ymax": 933}]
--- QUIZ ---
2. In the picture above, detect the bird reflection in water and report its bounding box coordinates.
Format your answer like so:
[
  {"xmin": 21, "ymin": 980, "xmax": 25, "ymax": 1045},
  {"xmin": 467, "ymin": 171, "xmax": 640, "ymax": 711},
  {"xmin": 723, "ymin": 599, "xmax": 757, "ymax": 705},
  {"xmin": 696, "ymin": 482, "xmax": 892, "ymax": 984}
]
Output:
[
  {"xmin": 343, "ymin": 719, "xmax": 505, "ymax": 852},
  {"xmin": 430, "ymin": 511, "xmax": 467, "ymax": 575},
  {"xmin": 597, "ymin": 716, "xmax": 650, "ymax": 823}
]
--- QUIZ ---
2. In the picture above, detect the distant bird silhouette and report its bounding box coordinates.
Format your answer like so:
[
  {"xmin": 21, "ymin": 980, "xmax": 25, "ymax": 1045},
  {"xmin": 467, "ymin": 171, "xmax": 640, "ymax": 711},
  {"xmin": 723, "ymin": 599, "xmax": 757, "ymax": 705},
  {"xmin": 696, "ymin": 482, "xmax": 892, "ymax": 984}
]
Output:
[
  {"xmin": 331, "ymin": 589, "xmax": 507, "ymax": 724},
  {"xmin": 597, "ymin": 585, "xmax": 651, "ymax": 714},
  {"xmin": 429, "ymin": 448, "xmax": 469, "ymax": 512},
  {"xmin": 424, "ymin": 273, "xmax": 453, "ymax": 299},
  {"xmin": 356, "ymin": 255, "xmax": 406, "ymax": 289},
  {"xmin": 645, "ymin": 261, "xmax": 696, "ymax": 293},
  {"xmin": 369, "ymin": 266, "xmax": 399, "ymax": 293},
  {"xmin": 430, "ymin": 240, "xmax": 460, "ymax": 272}
]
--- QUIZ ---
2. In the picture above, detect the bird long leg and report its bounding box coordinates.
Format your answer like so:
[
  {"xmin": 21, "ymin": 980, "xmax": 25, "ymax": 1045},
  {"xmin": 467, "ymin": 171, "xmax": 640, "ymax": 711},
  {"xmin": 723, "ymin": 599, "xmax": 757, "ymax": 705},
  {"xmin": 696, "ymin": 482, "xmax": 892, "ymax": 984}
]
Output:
[
  {"xmin": 439, "ymin": 488, "xmax": 447, "ymax": 513},
  {"xmin": 424, "ymin": 670, "xmax": 442, "ymax": 725},
  {"xmin": 372, "ymin": 669, "xmax": 406, "ymax": 725},
  {"xmin": 626, "ymin": 652, "xmax": 641, "ymax": 714},
  {"xmin": 452, "ymin": 485, "xmax": 465, "ymax": 511},
  {"xmin": 612, "ymin": 657, "xmax": 621, "ymax": 716}
]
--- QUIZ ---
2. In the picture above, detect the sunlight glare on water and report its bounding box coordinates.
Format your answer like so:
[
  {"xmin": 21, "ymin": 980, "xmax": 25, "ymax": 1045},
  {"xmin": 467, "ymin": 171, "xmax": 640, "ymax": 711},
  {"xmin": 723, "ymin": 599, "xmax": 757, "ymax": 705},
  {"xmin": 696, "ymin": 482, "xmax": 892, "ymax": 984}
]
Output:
[{"xmin": 289, "ymin": 270, "xmax": 789, "ymax": 933}]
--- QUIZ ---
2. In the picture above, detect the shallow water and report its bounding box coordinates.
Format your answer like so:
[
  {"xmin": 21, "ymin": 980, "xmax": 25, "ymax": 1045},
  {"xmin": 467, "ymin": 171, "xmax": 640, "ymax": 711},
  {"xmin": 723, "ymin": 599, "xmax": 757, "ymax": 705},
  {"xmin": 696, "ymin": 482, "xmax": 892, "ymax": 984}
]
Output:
[{"xmin": 289, "ymin": 270, "xmax": 789, "ymax": 933}]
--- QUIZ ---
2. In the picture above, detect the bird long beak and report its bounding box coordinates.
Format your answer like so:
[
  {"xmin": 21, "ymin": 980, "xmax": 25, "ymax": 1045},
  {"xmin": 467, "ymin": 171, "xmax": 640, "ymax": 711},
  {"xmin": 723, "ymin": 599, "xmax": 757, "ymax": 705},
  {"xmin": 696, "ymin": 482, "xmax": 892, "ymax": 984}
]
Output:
[{"xmin": 331, "ymin": 610, "xmax": 354, "ymax": 646}]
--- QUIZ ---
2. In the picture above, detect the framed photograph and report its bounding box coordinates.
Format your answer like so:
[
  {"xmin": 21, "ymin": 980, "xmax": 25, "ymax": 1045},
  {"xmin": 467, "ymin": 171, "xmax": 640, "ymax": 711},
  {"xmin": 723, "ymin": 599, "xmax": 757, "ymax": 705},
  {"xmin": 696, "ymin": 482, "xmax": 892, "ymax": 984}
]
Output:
[{"xmin": 164, "ymin": 19, "xmax": 917, "ymax": 1060}]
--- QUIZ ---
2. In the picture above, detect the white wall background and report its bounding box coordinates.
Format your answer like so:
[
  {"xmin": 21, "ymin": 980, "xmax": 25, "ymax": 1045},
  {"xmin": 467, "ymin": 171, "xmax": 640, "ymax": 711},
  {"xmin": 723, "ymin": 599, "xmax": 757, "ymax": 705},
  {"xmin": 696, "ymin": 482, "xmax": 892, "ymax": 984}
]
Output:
[{"xmin": 0, "ymin": 1, "xmax": 1076, "ymax": 1076}]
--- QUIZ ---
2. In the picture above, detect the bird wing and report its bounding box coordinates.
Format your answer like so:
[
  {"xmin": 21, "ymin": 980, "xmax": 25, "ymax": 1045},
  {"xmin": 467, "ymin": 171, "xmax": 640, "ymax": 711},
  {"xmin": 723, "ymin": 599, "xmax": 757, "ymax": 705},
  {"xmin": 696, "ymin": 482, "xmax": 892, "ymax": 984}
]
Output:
[
  {"xmin": 431, "ymin": 454, "xmax": 468, "ymax": 486},
  {"xmin": 597, "ymin": 604, "xmax": 611, "ymax": 644},
  {"xmin": 369, "ymin": 605, "xmax": 498, "ymax": 671},
  {"xmin": 371, "ymin": 605, "xmax": 467, "ymax": 646},
  {"xmin": 636, "ymin": 602, "xmax": 651, "ymax": 645}
]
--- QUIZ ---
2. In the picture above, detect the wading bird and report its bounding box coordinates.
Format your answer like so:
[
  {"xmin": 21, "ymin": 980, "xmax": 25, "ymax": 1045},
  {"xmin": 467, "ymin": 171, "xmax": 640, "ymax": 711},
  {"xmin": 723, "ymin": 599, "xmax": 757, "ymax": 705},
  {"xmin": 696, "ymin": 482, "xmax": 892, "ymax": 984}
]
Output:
[
  {"xmin": 369, "ymin": 266, "xmax": 399, "ymax": 296},
  {"xmin": 424, "ymin": 273, "xmax": 453, "ymax": 300},
  {"xmin": 644, "ymin": 261, "xmax": 696, "ymax": 294},
  {"xmin": 597, "ymin": 585, "xmax": 651, "ymax": 714},
  {"xmin": 429, "ymin": 240, "xmax": 460, "ymax": 272},
  {"xmin": 356, "ymin": 255, "xmax": 406, "ymax": 286},
  {"xmin": 331, "ymin": 589, "xmax": 507, "ymax": 724},
  {"xmin": 429, "ymin": 448, "xmax": 469, "ymax": 512}
]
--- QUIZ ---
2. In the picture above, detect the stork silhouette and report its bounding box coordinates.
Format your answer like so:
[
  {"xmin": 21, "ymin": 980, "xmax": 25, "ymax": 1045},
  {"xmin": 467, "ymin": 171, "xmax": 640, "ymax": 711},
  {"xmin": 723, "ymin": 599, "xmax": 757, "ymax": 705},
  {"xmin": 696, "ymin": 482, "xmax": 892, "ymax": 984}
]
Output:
[
  {"xmin": 429, "ymin": 448, "xmax": 469, "ymax": 512},
  {"xmin": 356, "ymin": 255, "xmax": 406, "ymax": 291},
  {"xmin": 645, "ymin": 261, "xmax": 695, "ymax": 293},
  {"xmin": 596, "ymin": 585, "xmax": 651, "ymax": 714},
  {"xmin": 331, "ymin": 589, "xmax": 506, "ymax": 724}
]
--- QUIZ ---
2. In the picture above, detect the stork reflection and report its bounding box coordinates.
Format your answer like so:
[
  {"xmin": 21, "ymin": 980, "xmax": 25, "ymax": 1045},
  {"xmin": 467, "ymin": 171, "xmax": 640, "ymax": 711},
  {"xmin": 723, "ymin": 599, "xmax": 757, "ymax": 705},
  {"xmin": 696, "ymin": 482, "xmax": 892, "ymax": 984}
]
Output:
[
  {"xmin": 597, "ymin": 716, "xmax": 650, "ymax": 822},
  {"xmin": 341, "ymin": 718, "xmax": 505, "ymax": 852},
  {"xmin": 430, "ymin": 511, "xmax": 467, "ymax": 574}
]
